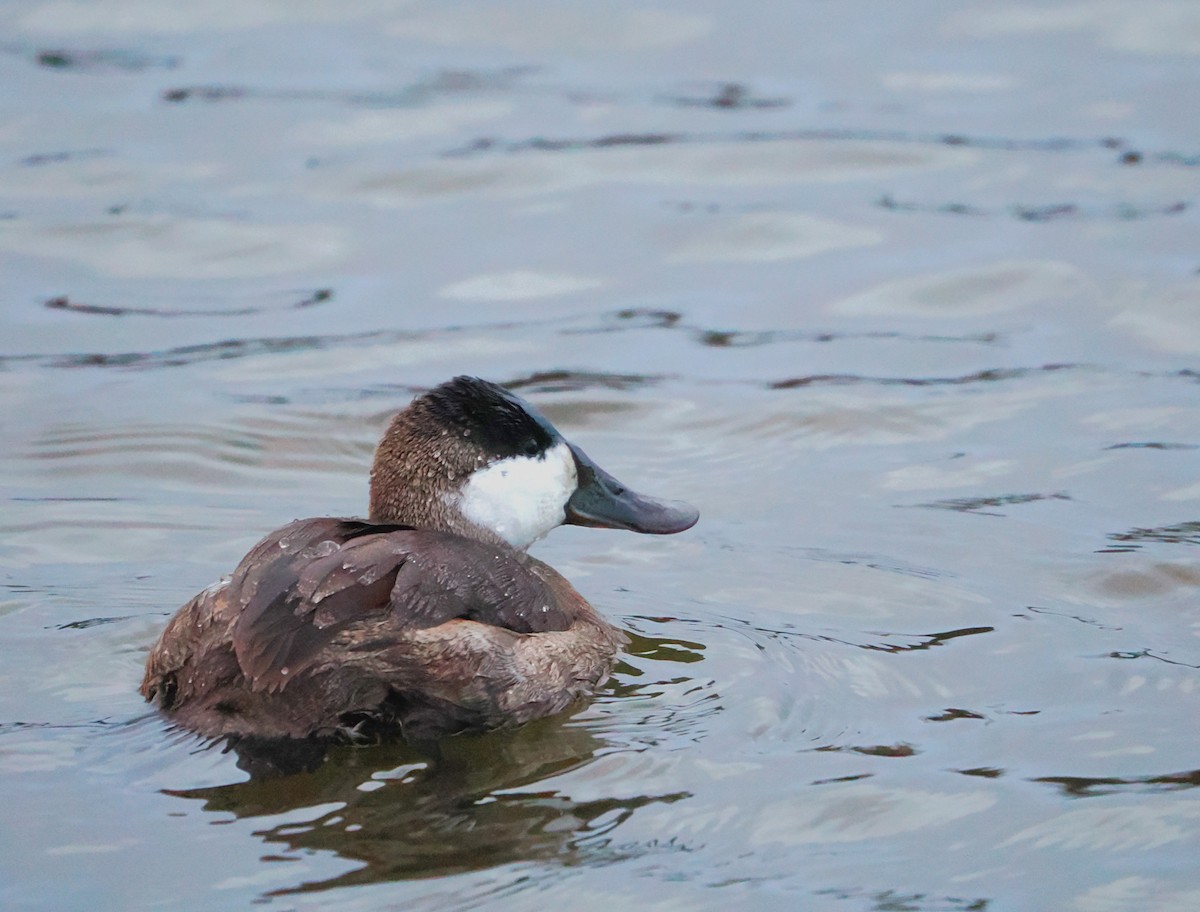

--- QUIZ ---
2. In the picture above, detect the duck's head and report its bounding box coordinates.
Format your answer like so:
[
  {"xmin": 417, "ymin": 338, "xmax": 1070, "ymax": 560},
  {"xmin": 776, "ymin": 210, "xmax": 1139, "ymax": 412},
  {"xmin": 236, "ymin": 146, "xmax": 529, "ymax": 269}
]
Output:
[{"xmin": 369, "ymin": 376, "xmax": 699, "ymax": 550}]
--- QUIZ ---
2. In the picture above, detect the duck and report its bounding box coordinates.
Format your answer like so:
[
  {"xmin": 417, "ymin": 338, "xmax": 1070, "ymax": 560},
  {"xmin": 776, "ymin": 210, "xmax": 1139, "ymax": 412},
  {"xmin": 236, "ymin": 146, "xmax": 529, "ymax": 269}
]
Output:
[{"xmin": 140, "ymin": 376, "xmax": 698, "ymax": 750}]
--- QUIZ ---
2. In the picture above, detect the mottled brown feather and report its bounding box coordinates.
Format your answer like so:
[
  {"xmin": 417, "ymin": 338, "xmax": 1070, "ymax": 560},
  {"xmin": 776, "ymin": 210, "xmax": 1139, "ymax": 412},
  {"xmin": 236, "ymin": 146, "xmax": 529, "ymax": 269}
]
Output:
[
  {"xmin": 141, "ymin": 517, "xmax": 625, "ymax": 742},
  {"xmin": 227, "ymin": 519, "xmax": 577, "ymax": 693}
]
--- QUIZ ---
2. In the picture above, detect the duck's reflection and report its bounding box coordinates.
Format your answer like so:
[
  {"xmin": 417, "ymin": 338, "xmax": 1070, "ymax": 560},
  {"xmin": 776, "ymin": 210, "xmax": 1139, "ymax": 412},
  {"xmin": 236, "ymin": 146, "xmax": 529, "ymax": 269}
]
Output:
[{"xmin": 164, "ymin": 634, "xmax": 701, "ymax": 892}]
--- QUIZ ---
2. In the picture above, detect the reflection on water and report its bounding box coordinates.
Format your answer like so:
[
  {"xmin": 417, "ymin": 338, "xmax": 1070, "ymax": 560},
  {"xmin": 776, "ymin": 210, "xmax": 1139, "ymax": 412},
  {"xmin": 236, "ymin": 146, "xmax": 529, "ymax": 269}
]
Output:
[
  {"xmin": 148, "ymin": 626, "xmax": 705, "ymax": 895},
  {"xmin": 172, "ymin": 719, "xmax": 689, "ymax": 892},
  {"xmin": 2, "ymin": 0, "xmax": 1200, "ymax": 909}
]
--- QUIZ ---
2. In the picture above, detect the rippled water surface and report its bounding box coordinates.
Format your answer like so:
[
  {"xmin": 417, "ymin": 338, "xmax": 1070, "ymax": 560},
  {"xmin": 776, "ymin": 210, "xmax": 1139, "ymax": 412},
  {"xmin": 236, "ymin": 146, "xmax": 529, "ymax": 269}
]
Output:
[{"xmin": 3, "ymin": 2, "xmax": 1199, "ymax": 910}]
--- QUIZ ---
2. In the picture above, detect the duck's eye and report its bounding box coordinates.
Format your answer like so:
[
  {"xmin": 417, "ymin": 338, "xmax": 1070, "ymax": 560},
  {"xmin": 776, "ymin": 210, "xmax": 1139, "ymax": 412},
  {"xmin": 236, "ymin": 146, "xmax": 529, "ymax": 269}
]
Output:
[{"xmin": 519, "ymin": 438, "xmax": 542, "ymax": 458}]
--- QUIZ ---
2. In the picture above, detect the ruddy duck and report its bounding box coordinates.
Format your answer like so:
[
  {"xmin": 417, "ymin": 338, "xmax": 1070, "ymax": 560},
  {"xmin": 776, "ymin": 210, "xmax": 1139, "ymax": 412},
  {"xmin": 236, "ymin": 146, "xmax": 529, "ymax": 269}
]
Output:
[{"xmin": 141, "ymin": 376, "xmax": 698, "ymax": 749}]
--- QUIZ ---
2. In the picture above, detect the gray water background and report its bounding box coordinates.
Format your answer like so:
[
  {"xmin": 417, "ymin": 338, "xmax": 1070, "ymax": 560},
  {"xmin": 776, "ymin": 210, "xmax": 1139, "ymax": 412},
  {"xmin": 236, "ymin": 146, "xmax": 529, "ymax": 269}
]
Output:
[{"xmin": 2, "ymin": 2, "xmax": 1199, "ymax": 909}]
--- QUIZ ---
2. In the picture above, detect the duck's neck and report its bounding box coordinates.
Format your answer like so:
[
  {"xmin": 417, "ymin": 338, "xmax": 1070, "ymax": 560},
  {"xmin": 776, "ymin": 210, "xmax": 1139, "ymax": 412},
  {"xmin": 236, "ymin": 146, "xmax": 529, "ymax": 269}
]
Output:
[
  {"xmin": 368, "ymin": 485, "xmax": 516, "ymax": 551},
  {"xmin": 368, "ymin": 474, "xmax": 521, "ymax": 554}
]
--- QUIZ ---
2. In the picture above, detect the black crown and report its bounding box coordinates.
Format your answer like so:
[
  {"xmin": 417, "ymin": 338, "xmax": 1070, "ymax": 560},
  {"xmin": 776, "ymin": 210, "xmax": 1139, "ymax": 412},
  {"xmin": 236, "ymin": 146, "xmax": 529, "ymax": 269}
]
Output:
[{"xmin": 422, "ymin": 376, "xmax": 558, "ymax": 459}]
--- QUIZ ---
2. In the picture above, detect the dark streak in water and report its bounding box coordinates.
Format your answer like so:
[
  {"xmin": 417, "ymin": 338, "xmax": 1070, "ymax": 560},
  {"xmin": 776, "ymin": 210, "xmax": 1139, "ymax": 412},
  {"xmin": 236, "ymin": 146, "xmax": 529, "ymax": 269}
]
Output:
[
  {"xmin": 446, "ymin": 127, "xmax": 1119, "ymax": 157},
  {"xmin": 504, "ymin": 370, "xmax": 661, "ymax": 393},
  {"xmin": 956, "ymin": 767, "xmax": 1004, "ymax": 779},
  {"xmin": 1105, "ymin": 441, "xmax": 1199, "ymax": 451},
  {"xmin": 772, "ymin": 364, "xmax": 1077, "ymax": 389},
  {"xmin": 1021, "ymin": 605, "xmax": 1122, "ymax": 631},
  {"xmin": 704, "ymin": 613, "xmax": 994, "ymax": 656},
  {"xmin": 1104, "ymin": 521, "xmax": 1200, "ymax": 549},
  {"xmin": 18, "ymin": 148, "xmax": 111, "ymax": 167},
  {"xmin": 1106, "ymin": 649, "xmax": 1200, "ymax": 669},
  {"xmin": 0, "ymin": 42, "xmax": 177, "ymax": 72},
  {"xmin": 1034, "ymin": 769, "xmax": 1200, "ymax": 798},
  {"xmin": 52, "ymin": 615, "xmax": 137, "ymax": 630},
  {"xmin": 1, "ymin": 326, "xmax": 457, "ymax": 371},
  {"xmin": 161, "ymin": 68, "xmax": 536, "ymax": 107},
  {"xmin": 709, "ymin": 329, "xmax": 1000, "ymax": 348},
  {"xmin": 665, "ymin": 82, "xmax": 789, "ymax": 110},
  {"xmin": 924, "ymin": 708, "xmax": 986, "ymax": 723},
  {"xmin": 912, "ymin": 492, "xmax": 1071, "ymax": 516},
  {"xmin": 0, "ymin": 719, "xmax": 117, "ymax": 734},
  {"xmin": 61, "ymin": 336, "xmax": 357, "ymax": 369},
  {"xmin": 162, "ymin": 85, "xmax": 246, "ymax": 103},
  {"xmin": 568, "ymin": 308, "xmax": 683, "ymax": 331},
  {"xmin": 576, "ymin": 308, "xmax": 1000, "ymax": 347},
  {"xmin": 44, "ymin": 289, "xmax": 333, "ymax": 318},
  {"xmin": 815, "ymin": 886, "xmax": 990, "ymax": 911},
  {"xmin": 810, "ymin": 773, "xmax": 874, "ymax": 786},
  {"xmin": 444, "ymin": 125, "xmax": 1198, "ymax": 169},
  {"xmin": 32, "ymin": 48, "xmax": 180, "ymax": 72},
  {"xmin": 879, "ymin": 194, "xmax": 1189, "ymax": 222},
  {"xmin": 815, "ymin": 743, "xmax": 917, "ymax": 758},
  {"xmin": 861, "ymin": 626, "xmax": 995, "ymax": 655}
]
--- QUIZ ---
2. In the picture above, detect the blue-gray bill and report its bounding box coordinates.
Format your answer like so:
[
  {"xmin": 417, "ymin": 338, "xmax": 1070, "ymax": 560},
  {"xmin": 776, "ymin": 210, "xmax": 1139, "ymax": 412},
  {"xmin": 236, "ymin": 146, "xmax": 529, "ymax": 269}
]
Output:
[{"xmin": 564, "ymin": 444, "xmax": 699, "ymax": 535}]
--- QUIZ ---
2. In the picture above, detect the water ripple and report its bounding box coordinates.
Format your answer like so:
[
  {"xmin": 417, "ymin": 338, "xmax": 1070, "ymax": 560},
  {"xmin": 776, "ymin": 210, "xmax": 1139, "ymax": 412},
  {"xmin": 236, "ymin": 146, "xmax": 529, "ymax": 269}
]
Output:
[{"xmin": 43, "ymin": 288, "xmax": 332, "ymax": 318}]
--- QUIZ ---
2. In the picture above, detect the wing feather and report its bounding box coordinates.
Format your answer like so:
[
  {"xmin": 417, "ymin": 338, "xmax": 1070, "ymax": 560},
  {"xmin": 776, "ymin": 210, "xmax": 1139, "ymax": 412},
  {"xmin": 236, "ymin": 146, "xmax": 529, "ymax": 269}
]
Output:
[{"xmin": 227, "ymin": 518, "xmax": 576, "ymax": 693}]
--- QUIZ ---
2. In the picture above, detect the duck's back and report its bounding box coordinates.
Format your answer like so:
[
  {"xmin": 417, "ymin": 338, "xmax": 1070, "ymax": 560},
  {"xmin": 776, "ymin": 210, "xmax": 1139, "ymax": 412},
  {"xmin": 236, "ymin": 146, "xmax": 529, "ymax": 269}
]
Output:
[{"xmin": 141, "ymin": 518, "xmax": 625, "ymax": 743}]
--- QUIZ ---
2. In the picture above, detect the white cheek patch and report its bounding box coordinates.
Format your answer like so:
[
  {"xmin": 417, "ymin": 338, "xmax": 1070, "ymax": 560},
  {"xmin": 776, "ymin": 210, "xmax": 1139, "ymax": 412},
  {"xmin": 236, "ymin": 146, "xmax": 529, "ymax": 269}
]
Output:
[{"xmin": 456, "ymin": 442, "xmax": 577, "ymax": 549}]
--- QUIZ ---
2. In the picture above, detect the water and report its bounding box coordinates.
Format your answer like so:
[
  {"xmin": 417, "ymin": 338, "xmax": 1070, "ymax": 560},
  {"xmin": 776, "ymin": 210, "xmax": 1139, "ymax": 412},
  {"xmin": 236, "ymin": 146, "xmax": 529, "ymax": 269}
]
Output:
[{"xmin": 2, "ymin": 1, "xmax": 1199, "ymax": 909}]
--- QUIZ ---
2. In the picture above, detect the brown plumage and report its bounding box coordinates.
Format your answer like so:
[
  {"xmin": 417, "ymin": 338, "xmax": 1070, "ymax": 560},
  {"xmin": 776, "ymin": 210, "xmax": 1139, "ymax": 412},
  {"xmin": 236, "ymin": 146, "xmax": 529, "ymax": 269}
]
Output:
[{"xmin": 140, "ymin": 377, "xmax": 697, "ymax": 749}]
